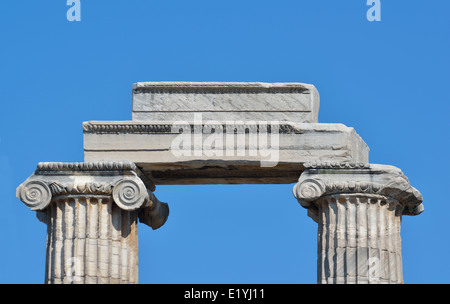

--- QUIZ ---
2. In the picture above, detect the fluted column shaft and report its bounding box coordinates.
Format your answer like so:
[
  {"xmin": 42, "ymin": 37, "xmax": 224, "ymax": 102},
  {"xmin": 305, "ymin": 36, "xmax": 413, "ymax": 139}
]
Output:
[
  {"xmin": 293, "ymin": 162, "xmax": 423, "ymax": 284},
  {"xmin": 45, "ymin": 196, "xmax": 139, "ymax": 284},
  {"xmin": 316, "ymin": 194, "xmax": 403, "ymax": 284}
]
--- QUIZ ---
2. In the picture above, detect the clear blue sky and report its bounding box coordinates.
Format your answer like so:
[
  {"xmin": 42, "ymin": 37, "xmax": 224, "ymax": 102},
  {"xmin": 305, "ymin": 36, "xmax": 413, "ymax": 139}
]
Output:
[{"xmin": 0, "ymin": 1, "xmax": 449, "ymax": 284}]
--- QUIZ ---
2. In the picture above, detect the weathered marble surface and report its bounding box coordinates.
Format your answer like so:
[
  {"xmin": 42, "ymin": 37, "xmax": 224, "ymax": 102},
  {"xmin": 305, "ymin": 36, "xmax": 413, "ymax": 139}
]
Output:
[
  {"xmin": 132, "ymin": 82, "xmax": 320, "ymax": 123},
  {"xmin": 16, "ymin": 162, "xmax": 169, "ymax": 284},
  {"xmin": 83, "ymin": 121, "xmax": 369, "ymax": 184},
  {"xmin": 293, "ymin": 162, "xmax": 423, "ymax": 284},
  {"xmin": 85, "ymin": 82, "xmax": 368, "ymax": 184},
  {"xmin": 16, "ymin": 81, "xmax": 424, "ymax": 285}
]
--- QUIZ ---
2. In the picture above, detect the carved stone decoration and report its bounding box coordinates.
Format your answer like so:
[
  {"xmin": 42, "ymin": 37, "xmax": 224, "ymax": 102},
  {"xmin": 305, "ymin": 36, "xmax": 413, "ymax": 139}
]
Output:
[
  {"xmin": 16, "ymin": 161, "xmax": 169, "ymax": 284},
  {"xmin": 293, "ymin": 178, "xmax": 325, "ymax": 203},
  {"xmin": 17, "ymin": 180, "xmax": 52, "ymax": 211},
  {"xmin": 293, "ymin": 163, "xmax": 423, "ymax": 284},
  {"xmin": 112, "ymin": 178, "xmax": 148, "ymax": 211}
]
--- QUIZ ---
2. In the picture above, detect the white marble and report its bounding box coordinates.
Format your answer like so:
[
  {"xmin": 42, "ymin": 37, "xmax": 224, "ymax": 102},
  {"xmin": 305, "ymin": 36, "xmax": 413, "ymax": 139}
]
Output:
[
  {"xmin": 293, "ymin": 162, "xmax": 423, "ymax": 284},
  {"xmin": 17, "ymin": 162, "xmax": 169, "ymax": 284},
  {"xmin": 132, "ymin": 82, "xmax": 320, "ymax": 123}
]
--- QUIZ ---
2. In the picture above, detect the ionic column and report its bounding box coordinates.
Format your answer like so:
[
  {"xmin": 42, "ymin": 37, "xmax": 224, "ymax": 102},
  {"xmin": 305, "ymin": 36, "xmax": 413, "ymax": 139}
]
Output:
[
  {"xmin": 293, "ymin": 163, "xmax": 423, "ymax": 284},
  {"xmin": 16, "ymin": 162, "xmax": 169, "ymax": 284}
]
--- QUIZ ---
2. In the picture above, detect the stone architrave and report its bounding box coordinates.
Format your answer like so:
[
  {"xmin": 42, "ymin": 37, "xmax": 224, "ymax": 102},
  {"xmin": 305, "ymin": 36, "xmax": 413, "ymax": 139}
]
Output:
[
  {"xmin": 83, "ymin": 121, "xmax": 369, "ymax": 184},
  {"xmin": 83, "ymin": 81, "xmax": 368, "ymax": 185},
  {"xmin": 16, "ymin": 162, "xmax": 169, "ymax": 284},
  {"xmin": 293, "ymin": 162, "xmax": 423, "ymax": 284}
]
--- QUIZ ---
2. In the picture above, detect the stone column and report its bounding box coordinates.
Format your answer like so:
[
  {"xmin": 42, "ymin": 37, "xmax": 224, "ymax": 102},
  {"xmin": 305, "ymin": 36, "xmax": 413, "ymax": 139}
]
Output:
[
  {"xmin": 293, "ymin": 163, "xmax": 423, "ymax": 284},
  {"xmin": 16, "ymin": 162, "xmax": 169, "ymax": 284}
]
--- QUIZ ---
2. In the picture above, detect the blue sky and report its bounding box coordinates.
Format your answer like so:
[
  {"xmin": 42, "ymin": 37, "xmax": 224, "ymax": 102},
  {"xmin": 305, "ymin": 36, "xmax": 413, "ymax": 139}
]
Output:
[{"xmin": 0, "ymin": 1, "xmax": 449, "ymax": 284}]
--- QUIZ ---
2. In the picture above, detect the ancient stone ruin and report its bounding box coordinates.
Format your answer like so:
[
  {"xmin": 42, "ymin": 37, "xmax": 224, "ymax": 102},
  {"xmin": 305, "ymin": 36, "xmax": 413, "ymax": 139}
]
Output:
[{"xmin": 17, "ymin": 82, "xmax": 423, "ymax": 284}]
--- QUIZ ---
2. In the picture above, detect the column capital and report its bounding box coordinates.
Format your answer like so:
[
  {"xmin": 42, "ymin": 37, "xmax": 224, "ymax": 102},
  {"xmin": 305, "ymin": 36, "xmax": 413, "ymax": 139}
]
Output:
[
  {"xmin": 293, "ymin": 162, "xmax": 423, "ymax": 221},
  {"xmin": 16, "ymin": 161, "xmax": 168, "ymax": 229}
]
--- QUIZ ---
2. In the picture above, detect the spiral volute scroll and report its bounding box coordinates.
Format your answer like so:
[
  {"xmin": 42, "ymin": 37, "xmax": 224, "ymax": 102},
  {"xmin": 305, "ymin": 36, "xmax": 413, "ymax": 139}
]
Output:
[
  {"xmin": 17, "ymin": 180, "xmax": 52, "ymax": 211},
  {"xmin": 293, "ymin": 178, "xmax": 325, "ymax": 204},
  {"xmin": 112, "ymin": 178, "xmax": 148, "ymax": 211}
]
